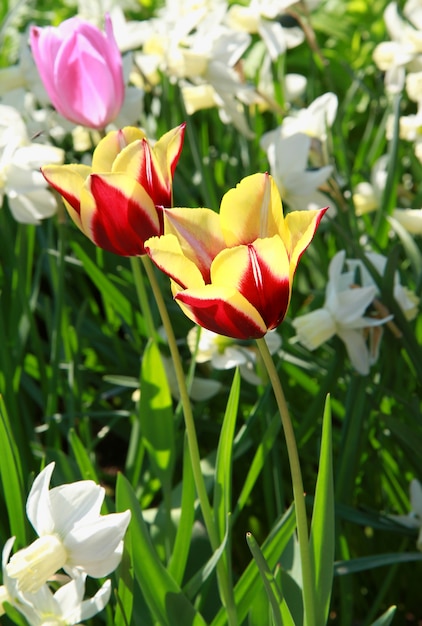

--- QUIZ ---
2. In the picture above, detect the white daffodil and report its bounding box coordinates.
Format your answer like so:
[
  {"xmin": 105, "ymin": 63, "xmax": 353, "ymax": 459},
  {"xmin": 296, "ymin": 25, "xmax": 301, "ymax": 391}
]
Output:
[
  {"xmin": 174, "ymin": 23, "xmax": 258, "ymax": 137},
  {"xmin": 0, "ymin": 104, "xmax": 64, "ymax": 224},
  {"xmin": 373, "ymin": 2, "xmax": 422, "ymax": 91},
  {"xmin": 260, "ymin": 130, "xmax": 333, "ymax": 213},
  {"xmin": 276, "ymin": 92, "xmax": 338, "ymax": 144},
  {"xmin": 292, "ymin": 251, "xmax": 392, "ymax": 375},
  {"xmin": 390, "ymin": 479, "xmax": 422, "ymax": 551},
  {"xmin": 0, "ymin": 538, "xmax": 20, "ymax": 616},
  {"xmin": 391, "ymin": 208, "xmax": 422, "ymax": 235},
  {"xmin": 13, "ymin": 573, "xmax": 111, "ymax": 626},
  {"xmin": 187, "ymin": 327, "xmax": 281, "ymax": 385},
  {"xmin": 6, "ymin": 463, "xmax": 131, "ymax": 594},
  {"xmin": 226, "ymin": 0, "xmax": 305, "ymax": 60},
  {"xmin": 352, "ymin": 155, "xmax": 389, "ymax": 216},
  {"xmin": 346, "ymin": 252, "xmax": 419, "ymax": 321}
]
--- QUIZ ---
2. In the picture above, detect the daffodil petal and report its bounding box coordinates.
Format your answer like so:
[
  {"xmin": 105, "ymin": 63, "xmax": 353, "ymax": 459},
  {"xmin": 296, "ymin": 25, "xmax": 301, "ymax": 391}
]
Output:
[
  {"xmin": 145, "ymin": 234, "xmax": 205, "ymax": 289},
  {"xmin": 176, "ymin": 284, "xmax": 267, "ymax": 339},
  {"xmin": 163, "ymin": 207, "xmax": 225, "ymax": 281},
  {"xmin": 80, "ymin": 173, "xmax": 160, "ymax": 256},
  {"xmin": 220, "ymin": 173, "xmax": 284, "ymax": 245},
  {"xmin": 41, "ymin": 164, "xmax": 91, "ymax": 228},
  {"xmin": 92, "ymin": 126, "xmax": 146, "ymax": 172},
  {"xmin": 211, "ymin": 236, "xmax": 291, "ymax": 329}
]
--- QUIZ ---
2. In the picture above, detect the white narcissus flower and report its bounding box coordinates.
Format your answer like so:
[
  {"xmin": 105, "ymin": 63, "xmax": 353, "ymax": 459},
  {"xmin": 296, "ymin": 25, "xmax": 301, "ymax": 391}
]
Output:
[
  {"xmin": 352, "ymin": 155, "xmax": 389, "ymax": 216},
  {"xmin": 260, "ymin": 131, "xmax": 334, "ymax": 213},
  {"xmin": 0, "ymin": 104, "xmax": 64, "ymax": 224},
  {"xmin": 390, "ymin": 479, "xmax": 422, "ymax": 551},
  {"xmin": 1, "ymin": 538, "xmax": 111, "ymax": 624},
  {"xmin": 187, "ymin": 327, "xmax": 281, "ymax": 385},
  {"xmin": 346, "ymin": 252, "xmax": 419, "ymax": 321},
  {"xmin": 276, "ymin": 92, "xmax": 338, "ymax": 144},
  {"xmin": 226, "ymin": 0, "xmax": 305, "ymax": 60},
  {"xmin": 6, "ymin": 463, "xmax": 131, "ymax": 594},
  {"xmin": 292, "ymin": 251, "xmax": 391, "ymax": 375},
  {"xmin": 391, "ymin": 208, "xmax": 422, "ymax": 235},
  {"xmin": 14, "ymin": 574, "xmax": 111, "ymax": 626}
]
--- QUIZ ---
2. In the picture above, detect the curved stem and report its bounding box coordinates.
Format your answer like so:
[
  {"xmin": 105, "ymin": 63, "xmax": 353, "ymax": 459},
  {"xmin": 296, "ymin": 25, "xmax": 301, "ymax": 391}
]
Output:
[
  {"xmin": 141, "ymin": 255, "xmax": 237, "ymax": 625},
  {"xmin": 256, "ymin": 337, "xmax": 316, "ymax": 626}
]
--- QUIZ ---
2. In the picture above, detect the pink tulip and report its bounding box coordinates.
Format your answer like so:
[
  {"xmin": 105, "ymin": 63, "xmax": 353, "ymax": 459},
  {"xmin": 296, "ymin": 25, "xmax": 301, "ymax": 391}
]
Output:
[{"xmin": 30, "ymin": 15, "xmax": 124, "ymax": 130}]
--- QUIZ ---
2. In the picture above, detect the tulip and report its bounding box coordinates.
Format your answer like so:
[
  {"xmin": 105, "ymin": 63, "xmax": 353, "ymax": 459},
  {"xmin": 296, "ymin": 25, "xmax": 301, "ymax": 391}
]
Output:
[
  {"xmin": 41, "ymin": 123, "xmax": 186, "ymax": 255},
  {"xmin": 145, "ymin": 173, "xmax": 327, "ymax": 340},
  {"xmin": 6, "ymin": 463, "xmax": 131, "ymax": 593},
  {"xmin": 30, "ymin": 15, "xmax": 124, "ymax": 129}
]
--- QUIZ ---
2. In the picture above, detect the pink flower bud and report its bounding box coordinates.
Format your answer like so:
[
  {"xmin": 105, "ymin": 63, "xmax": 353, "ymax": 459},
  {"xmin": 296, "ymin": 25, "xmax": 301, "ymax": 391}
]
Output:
[{"xmin": 30, "ymin": 15, "xmax": 124, "ymax": 130}]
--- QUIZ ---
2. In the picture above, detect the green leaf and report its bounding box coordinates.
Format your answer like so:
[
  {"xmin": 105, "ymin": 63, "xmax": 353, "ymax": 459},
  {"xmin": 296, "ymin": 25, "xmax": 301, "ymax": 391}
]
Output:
[
  {"xmin": 214, "ymin": 368, "xmax": 240, "ymax": 539},
  {"xmin": 183, "ymin": 518, "xmax": 229, "ymax": 600},
  {"xmin": 309, "ymin": 395, "xmax": 334, "ymax": 626},
  {"xmin": 139, "ymin": 341, "xmax": 175, "ymax": 492},
  {"xmin": 246, "ymin": 532, "xmax": 295, "ymax": 626},
  {"xmin": 167, "ymin": 434, "xmax": 196, "ymax": 585},
  {"xmin": 68, "ymin": 428, "xmax": 100, "ymax": 483},
  {"xmin": 211, "ymin": 505, "xmax": 296, "ymax": 626},
  {"xmin": 0, "ymin": 395, "xmax": 26, "ymax": 545},
  {"xmin": 335, "ymin": 552, "xmax": 422, "ymax": 575},
  {"xmin": 370, "ymin": 606, "xmax": 397, "ymax": 626},
  {"xmin": 116, "ymin": 473, "xmax": 207, "ymax": 626},
  {"xmin": 71, "ymin": 242, "xmax": 144, "ymax": 334},
  {"xmin": 114, "ymin": 527, "xmax": 134, "ymax": 626}
]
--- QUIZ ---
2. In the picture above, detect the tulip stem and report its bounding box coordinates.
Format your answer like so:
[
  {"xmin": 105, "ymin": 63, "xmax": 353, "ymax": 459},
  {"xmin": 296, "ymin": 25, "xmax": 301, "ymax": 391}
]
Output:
[
  {"xmin": 130, "ymin": 256, "xmax": 157, "ymax": 340},
  {"xmin": 141, "ymin": 255, "xmax": 238, "ymax": 626},
  {"xmin": 256, "ymin": 337, "xmax": 316, "ymax": 626}
]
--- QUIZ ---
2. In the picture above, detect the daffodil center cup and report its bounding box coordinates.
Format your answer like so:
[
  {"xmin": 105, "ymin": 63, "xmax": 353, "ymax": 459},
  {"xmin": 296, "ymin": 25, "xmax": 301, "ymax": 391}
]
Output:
[{"xmin": 6, "ymin": 534, "xmax": 67, "ymax": 593}]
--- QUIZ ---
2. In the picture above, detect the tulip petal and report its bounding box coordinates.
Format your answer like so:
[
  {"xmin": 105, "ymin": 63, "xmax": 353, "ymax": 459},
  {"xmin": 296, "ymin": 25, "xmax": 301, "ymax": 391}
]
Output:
[
  {"xmin": 176, "ymin": 284, "xmax": 267, "ymax": 339},
  {"xmin": 113, "ymin": 123, "xmax": 186, "ymax": 207},
  {"xmin": 283, "ymin": 207, "xmax": 328, "ymax": 271},
  {"xmin": 92, "ymin": 127, "xmax": 146, "ymax": 173},
  {"xmin": 211, "ymin": 237, "xmax": 291, "ymax": 329},
  {"xmin": 163, "ymin": 207, "xmax": 225, "ymax": 281},
  {"xmin": 145, "ymin": 234, "xmax": 205, "ymax": 289},
  {"xmin": 41, "ymin": 164, "xmax": 91, "ymax": 228},
  {"xmin": 220, "ymin": 173, "xmax": 284, "ymax": 244},
  {"xmin": 81, "ymin": 173, "xmax": 160, "ymax": 256}
]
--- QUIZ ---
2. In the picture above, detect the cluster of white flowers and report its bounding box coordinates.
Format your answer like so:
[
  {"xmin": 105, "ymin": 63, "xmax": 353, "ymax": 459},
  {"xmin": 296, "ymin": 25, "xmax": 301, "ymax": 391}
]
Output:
[
  {"xmin": 292, "ymin": 249, "xmax": 419, "ymax": 375},
  {"xmin": 0, "ymin": 463, "xmax": 131, "ymax": 625}
]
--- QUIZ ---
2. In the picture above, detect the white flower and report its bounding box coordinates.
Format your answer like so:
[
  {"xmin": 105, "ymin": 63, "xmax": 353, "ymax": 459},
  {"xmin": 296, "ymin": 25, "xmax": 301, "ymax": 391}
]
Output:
[
  {"xmin": 0, "ymin": 538, "xmax": 20, "ymax": 615},
  {"xmin": 14, "ymin": 574, "xmax": 111, "ymax": 626},
  {"xmin": 276, "ymin": 92, "xmax": 338, "ymax": 144},
  {"xmin": 6, "ymin": 463, "xmax": 131, "ymax": 593},
  {"xmin": 390, "ymin": 479, "xmax": 422, "ymax": 551},
  {"xmin": 1, "ymin": 537, "xmax": 111, "ymax": 625},
  {"xmin": 352, "ymin": 155, "xmax": 389, "ymax": 216},
  {"xmin": 391, "ymin": 207, "xmax": 422, "ymax": 235},
  {"xmin": 0, "ymin": 104, "xmax": 64, "ymax": 224},
  {"xmin": 187, "ymin": 327, "xmax": 281, "ymax": 385},
  {"xmin": 260, "ymin": 130, "xmax": 334, "ymax": 213},
  {"xmin": 226, "ymin": 0, "xmax": 305, "ymax": 60},
  {"xmin": 346, "ymin": 252, "xmax": 419, "ymax": 321},
  {"xmin": 292, "ymin": 251, "xmax": 391, "ymax": 375}
]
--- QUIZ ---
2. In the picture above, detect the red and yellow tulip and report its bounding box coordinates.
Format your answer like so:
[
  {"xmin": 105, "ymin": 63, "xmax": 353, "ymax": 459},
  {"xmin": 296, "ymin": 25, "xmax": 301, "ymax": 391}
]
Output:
[
  {"xmin": 41, "ymin": 123, "xmax": 186, "ymax": 256},
  {"xmin": 145, "ymin": 173, "xmax": 327, "ymax": 339}
]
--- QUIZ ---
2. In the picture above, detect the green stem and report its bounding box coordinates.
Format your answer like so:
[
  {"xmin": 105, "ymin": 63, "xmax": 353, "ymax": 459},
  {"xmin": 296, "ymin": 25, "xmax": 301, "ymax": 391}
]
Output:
[
  {"xmin": 256, "ymin": 338, "xmax": 316, "ymax": 626},
  {"xmin": 130, "ymin": 256, "xmax": 157, "ymax": 340},
  {"xmin": 141, "ymin": 255, "xmax": 237, "ymax": 626}
]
